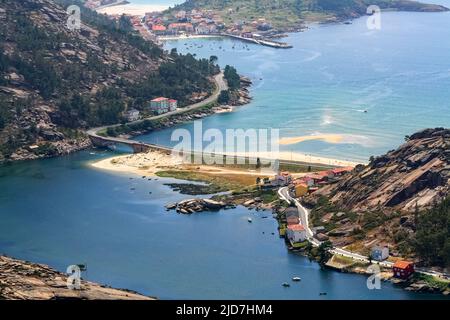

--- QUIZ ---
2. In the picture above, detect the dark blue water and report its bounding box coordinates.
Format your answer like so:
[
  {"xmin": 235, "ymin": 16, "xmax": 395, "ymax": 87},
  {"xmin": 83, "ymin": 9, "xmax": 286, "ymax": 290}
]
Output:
[
  {"xmin": 0, "ymin": 151, "xmax": 446, "ymax": 299},
  {"xmin": 1, "ymin": 5, "xmax": 450, "ymax": 299}
]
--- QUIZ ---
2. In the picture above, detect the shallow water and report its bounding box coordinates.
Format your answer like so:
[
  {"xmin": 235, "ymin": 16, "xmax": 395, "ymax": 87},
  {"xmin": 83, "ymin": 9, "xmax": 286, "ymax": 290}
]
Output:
[{"xmin": 134, "ymin": 9, "xmax": 450, "ymax": 163}]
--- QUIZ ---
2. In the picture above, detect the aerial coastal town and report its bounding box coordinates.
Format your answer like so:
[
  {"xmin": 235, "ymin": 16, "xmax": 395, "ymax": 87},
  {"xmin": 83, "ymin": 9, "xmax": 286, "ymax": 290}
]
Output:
[
  {"xmin": 85, "ymin": 0, "xmax": 293, "ymax": 48},
  {"xmin": 1, "ymin": 0, "xmax": 449, "ymax": 302}
]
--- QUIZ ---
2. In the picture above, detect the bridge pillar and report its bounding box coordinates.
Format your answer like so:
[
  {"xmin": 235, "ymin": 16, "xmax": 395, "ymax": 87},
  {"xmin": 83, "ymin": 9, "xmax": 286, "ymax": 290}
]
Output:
[
  {"xmin": 131, "ymin": 143, "xmax": 151, "ymax": 154},
  {"xmin": 90, "ymin": 135, "xmax": 113, "ymax": 148}
]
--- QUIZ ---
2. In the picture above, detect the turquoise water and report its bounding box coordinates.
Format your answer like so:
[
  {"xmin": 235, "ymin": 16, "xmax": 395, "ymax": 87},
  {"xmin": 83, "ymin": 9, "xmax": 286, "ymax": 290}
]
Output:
[
  {"xmin": 137, "ymin": 9, "xmax": 450, "ymax": 163},
  {"xmin": 1, "ymin": 7, "xmax": 450, "ymax": 299}
]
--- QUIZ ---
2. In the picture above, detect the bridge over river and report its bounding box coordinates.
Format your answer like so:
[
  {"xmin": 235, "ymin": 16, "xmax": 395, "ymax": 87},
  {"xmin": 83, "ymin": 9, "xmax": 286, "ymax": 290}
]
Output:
[{"xmin": 87, "ymin": 72, "xmax": 340, "ymax": 170}]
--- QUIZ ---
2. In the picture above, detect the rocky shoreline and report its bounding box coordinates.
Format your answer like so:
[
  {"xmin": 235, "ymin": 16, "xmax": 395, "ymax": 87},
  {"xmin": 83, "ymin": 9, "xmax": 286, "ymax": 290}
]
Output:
[
  {"xmin": 1, "ymin": 76, "xmax": 252, "ymax": 165},
  {"xmin": 0, "ymin": 255, "xmax": 153, "ymax": 300}
]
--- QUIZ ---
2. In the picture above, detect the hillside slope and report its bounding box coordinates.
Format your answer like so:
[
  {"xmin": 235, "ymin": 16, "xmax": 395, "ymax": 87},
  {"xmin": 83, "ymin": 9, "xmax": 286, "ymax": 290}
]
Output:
[
  {"xmin": 0, "ymin": 0, "xmax": 218, "ymax": 162},
  {"xmin": 172, "ymin": 0, "xmax": 449, "ymax": 29},
  {"xmin": 305, "ymin": 128, "xmax": 449, "ymax": 260},
  {"xmin": 310, "ymin": 128, "xmax": 449, "ymax": 213}
]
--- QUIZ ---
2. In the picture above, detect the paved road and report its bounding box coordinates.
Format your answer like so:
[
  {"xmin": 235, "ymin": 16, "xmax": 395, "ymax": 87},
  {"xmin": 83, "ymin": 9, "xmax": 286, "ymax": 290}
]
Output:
[
  {"xmin": 87, "ymin": 72, "xmax": 227, "ymax": 139},
  {"xmin": 279, "ymin": 187, "xmax": 392, "ymax": 264},
  {"xmin": 278, "ymin": 187, "xmax": 450, "ymax": 278}
]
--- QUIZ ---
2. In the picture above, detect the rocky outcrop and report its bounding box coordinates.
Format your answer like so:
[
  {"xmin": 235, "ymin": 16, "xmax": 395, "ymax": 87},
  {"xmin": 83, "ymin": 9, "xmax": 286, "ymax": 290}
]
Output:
[
  {"xmin": 0, "ymin": 255, "xmax": 153, "ymax": 300},
  {"xmin": 232, "ymin": 76, "xmax": 252, "ymax": 106},
  {"xmin": 166, "ymin": 198, "xmax": 229, "ymax": 214},
  {"xmin": 308, "ymin": 128, "xmax": 449, "ymax": 213}
]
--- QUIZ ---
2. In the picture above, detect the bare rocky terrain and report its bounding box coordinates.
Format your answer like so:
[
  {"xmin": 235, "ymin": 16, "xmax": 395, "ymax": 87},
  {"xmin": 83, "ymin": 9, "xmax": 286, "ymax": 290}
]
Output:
[
  {"xmin": 309, "ymin": 128, "xmax": 449, "ymax": 213},
  {"xmin": 305, "ymin": 128, "xmax": 449, "ymax": 257},
  {"xmin": 0, "ymin": 255, "xmax": 153, "ymax": 300}
]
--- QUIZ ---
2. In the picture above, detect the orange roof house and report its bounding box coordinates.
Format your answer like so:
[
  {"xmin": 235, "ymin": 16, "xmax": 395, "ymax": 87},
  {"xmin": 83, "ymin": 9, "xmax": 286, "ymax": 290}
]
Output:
[
  {"xmin": 286, "ymin": 224, "xmax": 307, "ymax": 243},
  {"xmin": 287, "ymin": 225, "xmax": 305, "ymax": 232},
  {"xmin": 393, "ymin": 261, "xmax": 415, "ymax": 279},
  {"xmin": 152, "ymin": 24, "xmax": 166, "ymax": 32}
]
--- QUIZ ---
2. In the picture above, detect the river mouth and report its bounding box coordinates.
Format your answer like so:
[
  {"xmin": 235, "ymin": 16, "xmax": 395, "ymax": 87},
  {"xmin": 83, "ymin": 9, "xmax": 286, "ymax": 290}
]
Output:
[
  {"xmin": 2, "ymin": 7, "xmax": 450, "ymax": 299},
  {"xmin": 1, "ymin": 150, "xmax": 447, "ymax": 300},
  {"xmin": 137, "ymin": 10, "xmax": 450, "ymax": 165}
]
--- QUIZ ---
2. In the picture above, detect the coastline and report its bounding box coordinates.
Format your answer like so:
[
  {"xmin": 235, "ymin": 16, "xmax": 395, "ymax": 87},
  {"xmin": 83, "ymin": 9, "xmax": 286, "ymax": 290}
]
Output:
[
  {"xmin": 91, "ymin": 147, "xmax": 361, "ymax": 177},
  {"xmin": 96, "ymin": 3, "xmax": 169, "ymax": 15},
  {"xmin": 0, "ymin": 255, "xmax": 154, "ymax": 300}
]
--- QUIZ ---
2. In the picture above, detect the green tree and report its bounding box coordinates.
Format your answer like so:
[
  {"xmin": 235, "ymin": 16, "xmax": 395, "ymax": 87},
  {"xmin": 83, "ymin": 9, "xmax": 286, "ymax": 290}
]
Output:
[
  {"xmin": 317, "ymin": 241, "xmax": 333, "ymax": 267},
  {"xmin": 224, "ymin": 65, "xmax": 241, "ymax": 90},
  {"xmin": 413, "ymin": 197, "xmax": 450, "ymax": 267},
  {"xmin": 218, "ymin": 90, "xmax": 231, "ymax": 104}
]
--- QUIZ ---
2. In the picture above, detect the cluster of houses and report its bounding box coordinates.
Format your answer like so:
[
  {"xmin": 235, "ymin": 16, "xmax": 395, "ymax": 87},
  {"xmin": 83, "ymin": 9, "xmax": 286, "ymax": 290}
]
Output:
[
  {"xmin": 265, "ymin": 166, "xmax": 354, "ymax": 198},
  {"xmin": 142, "ymin": 9, "xmax": 273, "ymax": 39},
  {"xmin": 123, "ymin": 97, "xmax": 178, "ymax": 122},
  {"xmin": 283, "ymin": 210, "xmax": 415, "ymax": 279},
  {"xmin": 144, "ymin": 9, "xmax": 223, "ymax": 36},
  {"xmin": 291, "ymin": 166, "xmax": 355, "ymax": 198},
  {"xmin": 272, "ymin": 168, "xmax": 416, "ymax": 280}
]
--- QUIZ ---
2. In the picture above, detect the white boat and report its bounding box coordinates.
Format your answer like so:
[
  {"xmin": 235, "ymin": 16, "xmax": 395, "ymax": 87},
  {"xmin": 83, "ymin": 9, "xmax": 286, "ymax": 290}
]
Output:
[
  {"xmin": 292, "ymin": 277, "xmax": 301, "ymax": 282},
  {"xmin": 247, "ymin": 218, "xmax": 253, "ymax": 223}
]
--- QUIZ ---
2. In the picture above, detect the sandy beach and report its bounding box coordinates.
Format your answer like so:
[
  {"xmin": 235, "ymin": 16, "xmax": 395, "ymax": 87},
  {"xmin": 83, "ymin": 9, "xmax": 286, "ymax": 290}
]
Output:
[
  {"xmin": 92, "ymin": 147, "xmax": 363, "ymax": 178},
  {"xmin": 97, "ymin": 4, "xmax": 169, "ymax": 16},
  {"xmin": 279, "ymin": 134, "xmax": 344, "ymax": 145}
]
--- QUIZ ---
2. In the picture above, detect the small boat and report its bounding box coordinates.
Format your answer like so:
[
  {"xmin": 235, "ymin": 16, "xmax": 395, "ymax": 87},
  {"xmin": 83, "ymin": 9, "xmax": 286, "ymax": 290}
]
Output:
[
  {"xmin": 282, "ymin": 282, "xmax": 290, "ymax": 287},
  {"xmin": 248, "ymin": 218, "xmax": 253, "ymax": 223},
  {"xmin": 319, "ymin": 292, "xmax": 327, "ymax": 296},
  {"xmin": 292, "ymin": 277, "xmax": 301, "ymax": 282}
]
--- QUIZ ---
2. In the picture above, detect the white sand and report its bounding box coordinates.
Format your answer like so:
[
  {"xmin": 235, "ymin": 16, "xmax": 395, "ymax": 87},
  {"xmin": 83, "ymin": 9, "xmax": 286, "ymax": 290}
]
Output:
[
  {"xmin": 97, "ymin": 4, "xmax": 169, "ymax": 16},
  {"xmin": 92, "ymin": 148, "xmax": 363, "ymax": 178}
]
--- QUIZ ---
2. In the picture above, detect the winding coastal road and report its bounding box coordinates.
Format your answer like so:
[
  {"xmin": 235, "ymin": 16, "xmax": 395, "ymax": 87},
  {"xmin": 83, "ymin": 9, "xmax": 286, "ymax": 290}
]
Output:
[
  {"xmin": 278, "ymin": 187, "xmax": 450, "ymax": 279},
  {"xmin": 280, "ymin": 187, "xmax": 392, "ymax": 266},
  {"xmin": 87, "ymin": 72, "xmax": 227, "ymax": 140}
]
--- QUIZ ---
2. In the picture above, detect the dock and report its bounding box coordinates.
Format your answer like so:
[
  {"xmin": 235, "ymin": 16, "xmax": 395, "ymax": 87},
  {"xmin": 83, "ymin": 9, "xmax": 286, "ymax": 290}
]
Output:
[{"xmin": 221, "ymin": 33, "xmax": 293, "ymax": 49}]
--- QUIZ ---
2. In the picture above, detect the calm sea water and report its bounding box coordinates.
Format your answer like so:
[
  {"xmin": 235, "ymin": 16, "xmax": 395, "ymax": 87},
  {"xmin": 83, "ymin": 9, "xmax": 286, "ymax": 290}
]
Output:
[
  {"xmin": 137, "ymin": 7, "xmax": 450, "ymax": 163},
  {"xmin": 0, "ymin": 151, "xmax": 443, "ymax": 300},
  {"xmin": 0, "ymin": 5, "xmax": 449, "ymax": 299}
]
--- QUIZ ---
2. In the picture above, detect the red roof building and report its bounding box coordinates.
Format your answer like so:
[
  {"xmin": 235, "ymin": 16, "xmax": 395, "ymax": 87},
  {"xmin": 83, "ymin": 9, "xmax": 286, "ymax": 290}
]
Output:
[
  {"xmin": 168, "ymin": 23, "xmax": 194, "ymax": 32},
  {"xmin": 287, "ymin": 225, "xmax": 305, "ymax": 232},
  {"xmin": 152, "ymin": 24, "xmax": 166, "ymax": 32},
  {"xmin": 152, "ymin": 97, "xmax": 168, "ymax": 102},
  {"xmin": 393, "ymin": 261, "xmax": 415, "ymax": 279},
  {"xmin": 332, "ymin": 166, "xmax": 354, "ymax": 176}
]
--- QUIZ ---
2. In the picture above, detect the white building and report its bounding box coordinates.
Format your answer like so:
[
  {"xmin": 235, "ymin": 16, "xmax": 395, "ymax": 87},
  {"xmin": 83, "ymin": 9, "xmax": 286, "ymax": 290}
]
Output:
[
  {"xmin": 168, "ymin": 99, "xmax": 178, "ymax": 112},
  {"xmin": 272, "ymin": 171, "xmax": 292, "ymax": 187},
  {"xmin": 125, "ymin": 109, "xmax": 140, "ymax": 122},
  {"xmin": 286, "ymin": 224, "xmax": 307, "ymax": 243},
  {"xmin": 371, "ymin": 246, "xmax": 389, "ymax": 261}
]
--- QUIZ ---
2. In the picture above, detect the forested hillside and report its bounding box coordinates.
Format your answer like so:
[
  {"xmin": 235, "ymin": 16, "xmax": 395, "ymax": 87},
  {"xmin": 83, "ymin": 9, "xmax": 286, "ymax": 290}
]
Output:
[
  {"xmin": 172, "ymin": 0, "xmax": 448, "ymax": 28},
  {"xmin": 0, "ymin": 0, "xmax": 219, "ymax": 162}
]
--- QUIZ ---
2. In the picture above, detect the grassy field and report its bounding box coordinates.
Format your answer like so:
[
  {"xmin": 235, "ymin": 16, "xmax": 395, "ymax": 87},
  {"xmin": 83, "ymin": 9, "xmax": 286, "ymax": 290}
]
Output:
[{"xmin": 156, "ymin": 170, "xmax": 256, "ymax": 192}]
